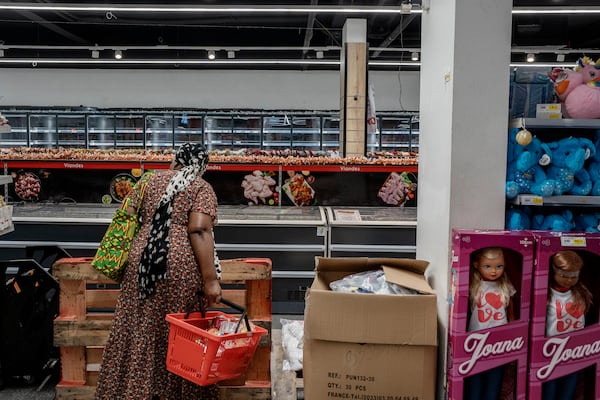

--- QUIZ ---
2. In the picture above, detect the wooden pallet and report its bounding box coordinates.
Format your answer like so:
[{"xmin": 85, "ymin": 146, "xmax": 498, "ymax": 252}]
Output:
[{"xmin": 52, "ymin": 257, "xmax": 272, "ymax": 400}]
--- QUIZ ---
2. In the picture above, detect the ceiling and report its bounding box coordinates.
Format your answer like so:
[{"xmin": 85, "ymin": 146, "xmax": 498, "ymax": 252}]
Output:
[{"xmin": 0, "ymin": 1, "xmax": 598, "ymax": 70}]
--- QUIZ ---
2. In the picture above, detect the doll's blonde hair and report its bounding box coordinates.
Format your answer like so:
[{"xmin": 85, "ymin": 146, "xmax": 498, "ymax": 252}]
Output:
[
  {"xmin": 549, "ymin": 250, "xmax": 593, "ymax": 313},
  {"xmin": 469, "ymin": 247, "xmax": 514, "ymax": 308}
]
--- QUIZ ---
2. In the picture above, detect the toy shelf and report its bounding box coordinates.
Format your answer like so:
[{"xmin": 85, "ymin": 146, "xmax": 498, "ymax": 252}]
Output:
[
  {"xmin": 511, "ymin": 118, "xmax": 600, "ymax": 130},
  {"xmin": 510, "ymin": 195, "xmax": 600, "ymax": 208}
]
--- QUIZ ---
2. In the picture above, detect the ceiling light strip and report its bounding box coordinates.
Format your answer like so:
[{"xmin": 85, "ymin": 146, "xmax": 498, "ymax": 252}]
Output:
[
  {"xmin": 0, "ymin": 45, "xmax": 343, "ymax": 52},
  {"xmin": 0, "ymin": 58, "xmax": 423, "ymax": 67},
  {"xmin": 0, "ymin": 3, "xmax": 597, "ymax": 15},
  {"xmin": 512, "ymin": 6, "xmax": 600, "ymax": 14},
  {"xmin": 0, "ymin": 3, "xmax": 421, "ymax": 14},
  {"xmin": 509, "ymin": 62, "xmax": 578, "ymax": 68},
  {"xmin": 0, "ymin": 58, "xmax": 340, "ymax": 65}
]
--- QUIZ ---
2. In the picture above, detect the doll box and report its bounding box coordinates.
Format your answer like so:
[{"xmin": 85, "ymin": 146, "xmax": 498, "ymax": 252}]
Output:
[
  {"xmin": 528, "ymin": 232, "xmax": 600, "ymax": 399},
  {"xmin": 303, "ymin": 257, "xmax": 437, "ymax": 400},
  {"xmin": 447, "ymin": 230, "xmax": 535, "ymax": 400}
]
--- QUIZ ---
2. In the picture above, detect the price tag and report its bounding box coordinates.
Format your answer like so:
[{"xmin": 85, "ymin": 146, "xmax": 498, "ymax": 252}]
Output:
[
  {"xmin": 519, "ymin": 195, "xmax": 543, "ymax": 206},
  {"xmin": 560, "ymin": 236, "xmax": 587, "ymax": 247}
]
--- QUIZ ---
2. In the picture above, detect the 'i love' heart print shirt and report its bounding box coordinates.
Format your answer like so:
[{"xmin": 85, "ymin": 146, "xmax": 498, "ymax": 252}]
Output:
[
  {"xmin": 469, "ymin": 280, "xmax": 516, "ymax": 331},
  {"xmin": 546, "ymin": 288, "xmax": 585, "ymax": 336}
]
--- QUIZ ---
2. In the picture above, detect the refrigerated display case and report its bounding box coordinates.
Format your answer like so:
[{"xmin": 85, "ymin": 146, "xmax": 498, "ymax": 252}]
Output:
[
  {"xmin": 1, "ymin": 108, "xmax": 419, "ymax": 153},
  {"xmin": 0, "ymin": 204, "xmax": 417, "ymax": 313},
  {"xmin": 1, "ymin": 203, "xmax": 328, "ymax": 313},
  {"xmin": 326, "ymin": 206, "xmax": 417, "ymax": 258},
  {"xmin": 216, "ymin": 205, "xmax": 327, "ymax": 314}
]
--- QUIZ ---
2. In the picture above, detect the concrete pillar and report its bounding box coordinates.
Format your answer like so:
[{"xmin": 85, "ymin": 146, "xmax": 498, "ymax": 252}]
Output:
[
  {"xmin": 340, "ymin": 19, "xmax": 368, "ymax": 157},
  {"xmin": 415, "ymin": 0, "xmax": 513, "ymax": 397}
]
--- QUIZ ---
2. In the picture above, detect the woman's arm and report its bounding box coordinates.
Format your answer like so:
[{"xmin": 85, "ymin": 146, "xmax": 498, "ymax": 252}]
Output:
[{"xmin": 188, "ymin": 211, "xmax": 222, "ymax": 304}]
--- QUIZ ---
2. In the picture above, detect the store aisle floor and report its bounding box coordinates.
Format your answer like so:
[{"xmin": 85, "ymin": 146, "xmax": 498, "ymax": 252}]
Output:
[
  {"xmin": 0, "ymin": 324, "xmax": 304, "ymax": 400},
  {"xmin": 0, "ymin": 377, "xmax": 57, "ymax": 400}
]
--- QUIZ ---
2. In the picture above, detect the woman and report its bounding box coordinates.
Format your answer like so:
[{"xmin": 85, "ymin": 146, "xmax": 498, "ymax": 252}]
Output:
[{"xmin": 96, "ymin": 143, "xmax": 222, "ymax": 400}]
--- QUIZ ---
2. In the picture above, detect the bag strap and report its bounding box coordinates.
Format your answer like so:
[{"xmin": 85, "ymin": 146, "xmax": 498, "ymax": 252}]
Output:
[{"xmin": 122, "ymin": 171, "xmax": 153, "ymax": 213}]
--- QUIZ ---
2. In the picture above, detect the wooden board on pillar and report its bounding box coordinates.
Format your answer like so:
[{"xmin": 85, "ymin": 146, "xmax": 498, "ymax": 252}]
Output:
[{"xmin": 340, "ymin": 20, "xmax": 368, "ymax": 158}]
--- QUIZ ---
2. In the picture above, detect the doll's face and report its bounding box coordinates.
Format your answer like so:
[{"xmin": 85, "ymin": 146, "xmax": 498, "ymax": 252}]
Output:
[
  {"xmin": 474, "ymin": 254, "xmax": 505, "ymax": 281},
  {"xmin": 552, "ymin": 265, "xmax": 581, "ymax": 289}
]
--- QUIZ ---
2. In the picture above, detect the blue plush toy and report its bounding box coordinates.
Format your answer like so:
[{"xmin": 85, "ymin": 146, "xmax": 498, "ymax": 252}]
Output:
[
  {"xmin": 506, "ymin": 128, "xmax": 555, "ymax": 199},
  {"xmin": 573, "ymin": 212, "xmax": 600, "ymax": 232},
  {"xmin": 546, "ymin": 136, "xmax": 596, "ymax": 196},
  {"xmin": 505, "ymin": 207, "xmax": 531, "ymax": 230},
  {"xmin": 532, "ymin": 210, "xmax": 575, "ymax": 231},
  {"xmin": 587, "ymin": 130, "xmax": 600, "ymax": 196}
]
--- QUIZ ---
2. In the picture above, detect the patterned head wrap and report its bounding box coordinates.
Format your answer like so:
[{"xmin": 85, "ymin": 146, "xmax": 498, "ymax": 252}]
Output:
[{"xmin": 139, "ymin": 143, "xmax": 211, "ymax": 299}]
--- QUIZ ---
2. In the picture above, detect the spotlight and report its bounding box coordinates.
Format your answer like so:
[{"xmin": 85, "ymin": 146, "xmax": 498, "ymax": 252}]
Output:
[
  {"xmin": 411, "ymin": 52, "xmax": 419, "ymax": 61},
  {"xmin": 556, "ymin": 53, "xmax": 565, "ymax": 62},
  {"xmin": 227, "ymin": 50, "xmax": 235, "ymax": 59},
  {"xmin": 316, "ymin": 50, "xmax": 324, "ymax": 59},
  {"xmin": 114, "ymin": 49, "xmax": 123, "ymax": 59},
  {"xmin": 207, "ymin": 50, "xmax": 216, "ymax": 60},
  {"xmin": 91, "ymin": 50, "xmax": 100, "ymax": 59},
  {"xmin": 526, "ymin": 53, "xmax": 535, "ymax": 63}
]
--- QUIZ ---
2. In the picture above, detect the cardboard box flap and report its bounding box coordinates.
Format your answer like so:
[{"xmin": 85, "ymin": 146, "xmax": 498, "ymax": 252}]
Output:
[
  {"xmin": 315, "ymin": 257, "xmax": 429, "ymax": 275},
  {"xmin": 383, "ymin": 265, "xmax": 435, "ymax": 294},
  {"xmin": 304, "ymin": 288, "xmax": 437, "ymax": 346}
]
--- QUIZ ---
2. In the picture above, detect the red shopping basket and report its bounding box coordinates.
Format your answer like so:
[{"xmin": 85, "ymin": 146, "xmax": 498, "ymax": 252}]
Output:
[{"xmin": 165, "ymin": 300, "xmax": 267, "ymax": 386}]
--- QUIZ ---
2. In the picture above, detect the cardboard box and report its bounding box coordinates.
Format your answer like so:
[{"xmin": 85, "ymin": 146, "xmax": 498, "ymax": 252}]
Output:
[
  {"xmin": 536, "ymin": 103, "xmax": 562, "ymax": 119},
  {"xmin": 448, "ymin": 230, "xmax": 534, "ymax": 400},
  {"xmin": 528, "ymin": 232, "xmax": 600, "ymax": 399},
  {"xmin": 304, "ymin": 257, "xmax": 437, "ymax": 400}
]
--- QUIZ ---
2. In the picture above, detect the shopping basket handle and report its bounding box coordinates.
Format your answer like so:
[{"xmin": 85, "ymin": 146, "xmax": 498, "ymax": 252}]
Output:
[{"xmin": 197, "ymin": 290, "xmax": 251, "ymax": 332}]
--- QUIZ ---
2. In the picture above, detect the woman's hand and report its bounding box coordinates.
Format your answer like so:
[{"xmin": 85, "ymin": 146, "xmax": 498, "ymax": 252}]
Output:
[{"xmin": 203, "ymin": 279, "xmax": 222, "ymax": 305}]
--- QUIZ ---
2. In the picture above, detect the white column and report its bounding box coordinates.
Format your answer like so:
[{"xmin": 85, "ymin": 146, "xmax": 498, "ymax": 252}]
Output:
[{"xmin": 416, "ymin": 0, "xmax": 513, "ymax": 397}]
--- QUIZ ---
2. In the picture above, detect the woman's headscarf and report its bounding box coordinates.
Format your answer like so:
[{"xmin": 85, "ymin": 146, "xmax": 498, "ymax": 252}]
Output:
[{"xmin": 138, "ymin": 143, "xmax": 211, "ymax": 300}]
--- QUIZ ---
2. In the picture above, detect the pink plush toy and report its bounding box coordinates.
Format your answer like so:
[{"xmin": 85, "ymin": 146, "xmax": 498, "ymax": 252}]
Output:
[{"xmin": 548, "ymin": 57, "xmax": 600, "ymax": 119}]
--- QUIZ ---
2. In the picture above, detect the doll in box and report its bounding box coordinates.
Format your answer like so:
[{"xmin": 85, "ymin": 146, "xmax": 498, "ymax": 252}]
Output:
[
  {"xmin": 543, "ymin": 250, "xmax": 593, "ymax": 400},
  {"xmin": 465, "ymin": 247, "xmax": 516, "ymax": 400}
]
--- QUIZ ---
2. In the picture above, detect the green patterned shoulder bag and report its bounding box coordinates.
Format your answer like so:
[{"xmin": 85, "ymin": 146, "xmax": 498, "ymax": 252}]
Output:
[{"xmin": 91, "ymin": 171, "xmax": 153, "ymax": 282}]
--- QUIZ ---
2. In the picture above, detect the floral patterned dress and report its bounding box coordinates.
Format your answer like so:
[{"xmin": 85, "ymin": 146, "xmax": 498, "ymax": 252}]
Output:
[{"xmin": 95, "ymin": 170, "xmax": 219, "ymax": 400}]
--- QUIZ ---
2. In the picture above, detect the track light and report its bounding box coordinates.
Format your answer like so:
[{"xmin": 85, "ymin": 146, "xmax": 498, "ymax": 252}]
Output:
[
  {"xmin": 556, "ymin": 53, "xmax": 565, "ymax": 62},
  {"xmin": 0, "ymin": 50, "xmax": 4, "ymax": 58},
  {"xmin": 316, "ymin": 50, "xmax": 324, "ymax": 59},
  {"xmin": 526, "ymin": 53, "xmax": 535, "ymax": 62},
  {"xmin": 114, "ymin": 49, "xmax": 123, "ymax": 59},
  {"xmin": 411, "ymin": 51, "xmax": 419, "ymax": 61},
  {"xmin": 227, "ymin": 50, "xmax": 235, "ymax": 59},
  {"xmin": 91, "ymin": 50, "xmax": 100, "ymax": 59},
  {"xmin": 207, "ymin": 50, "xmax": 216, "ymax": 60}
]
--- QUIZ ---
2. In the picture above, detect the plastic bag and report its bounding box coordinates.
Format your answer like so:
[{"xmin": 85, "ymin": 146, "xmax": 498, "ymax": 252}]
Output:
[
  {"xmin": 280, "ymin": 318, "xmax": 304, "ymax": 371},
  {"xmin": 329, "ymin": 269, "xmax": 416, "ymax": 295}
]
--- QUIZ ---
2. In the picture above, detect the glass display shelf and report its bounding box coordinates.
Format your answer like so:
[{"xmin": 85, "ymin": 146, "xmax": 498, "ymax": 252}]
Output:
[
  {"xmin": 12, "ymin": 203, "xmax": 118, "ymax": 223},
  {"xmin": 1, "ymin": 109, "xmax": 419, "ymax": 152},
  {"xmin": 11, "ymin": 203, "xmax": 328, "ymax": 225},
  {"xmin": 218, "ymin": 205, "xmax": 326, "ymax": 225},
  {"xmin": 326, "ymin": 206, "xmax": 417, "ymax": 225},
  {"xmin": 325, "ymin": 206, "xmax": 417, "ymax": 258}
]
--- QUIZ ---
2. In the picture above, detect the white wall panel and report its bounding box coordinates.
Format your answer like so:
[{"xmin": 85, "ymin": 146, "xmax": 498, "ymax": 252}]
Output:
[{"xmin": 0, "ymin": 68, "xmax": 419, "ymax": 111}]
